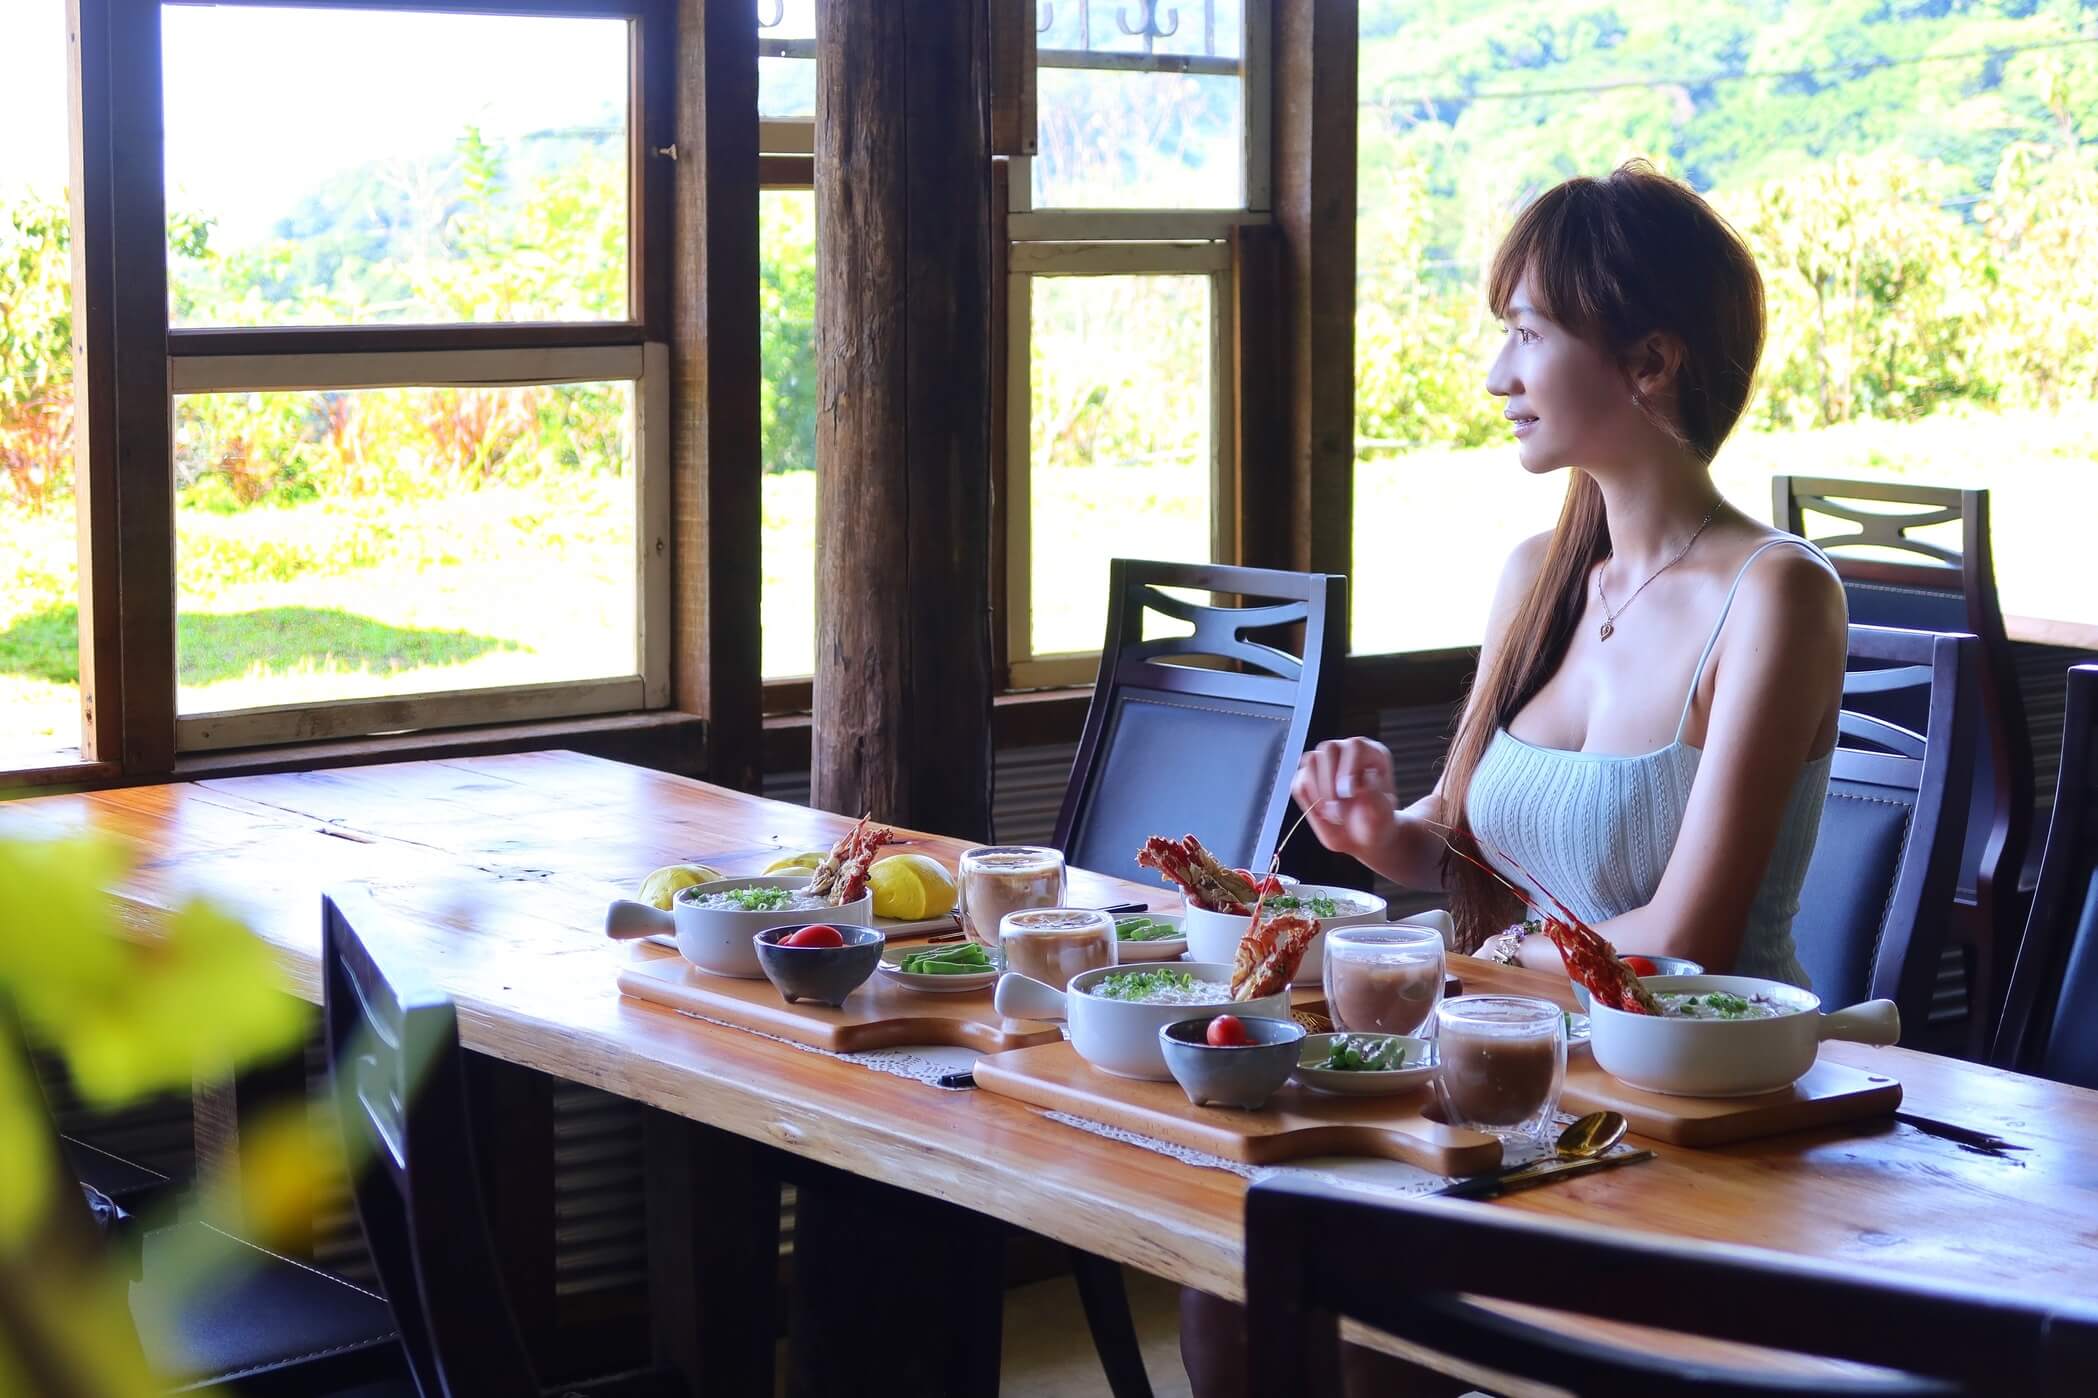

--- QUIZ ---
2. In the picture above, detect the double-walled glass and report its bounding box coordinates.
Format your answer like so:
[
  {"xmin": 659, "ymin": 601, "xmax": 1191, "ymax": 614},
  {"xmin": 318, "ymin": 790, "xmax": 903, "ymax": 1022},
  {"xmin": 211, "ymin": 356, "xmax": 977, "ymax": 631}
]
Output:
[
  {"xmin": 1322, "ymin": 925, "xmax": 1445, "ymax": 1036},
  {"xmin": 958, "ymin": 846, "xmax": 1065, "ymax": 968},
  {"xmin": 1431, "ymin": 996, "xmax": 1566, "ymax": 1143}
]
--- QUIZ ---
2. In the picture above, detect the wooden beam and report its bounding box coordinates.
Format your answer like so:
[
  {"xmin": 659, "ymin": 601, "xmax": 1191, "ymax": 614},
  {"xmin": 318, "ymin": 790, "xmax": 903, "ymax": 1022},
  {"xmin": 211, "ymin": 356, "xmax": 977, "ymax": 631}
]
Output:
[
  {"xmin": 1231, "ymin": 223, "xmax": 1289, "ymax": 572},
  {"xmin": 811, "ymin": 0, "xmax": 994, "ymax": 837},
  {"xmin": 67, "ymin": 0, "xmax": 121, "ymax": 763},
  {"xmin": 988, "ymin": 0, "xmax": 1036, "ymax": 156},
  {"xmin": 107, "ymin": 0, "xmax": 175, "ymax": 772},
  {"xmin": 1271, "ymin": 0, "xmax": 1357, "ymax": 639},
  {"xmin": 672, "ymin": 0, "xmax": 764, "ymax": 792}
]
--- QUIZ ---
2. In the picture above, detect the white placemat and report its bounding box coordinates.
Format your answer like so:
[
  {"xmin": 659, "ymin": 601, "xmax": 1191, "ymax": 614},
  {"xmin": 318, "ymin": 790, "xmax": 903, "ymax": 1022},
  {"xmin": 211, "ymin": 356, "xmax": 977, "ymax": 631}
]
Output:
[{"xmin": 673, "ymin": 1008, "xmax": 980, "ymax": 1088}]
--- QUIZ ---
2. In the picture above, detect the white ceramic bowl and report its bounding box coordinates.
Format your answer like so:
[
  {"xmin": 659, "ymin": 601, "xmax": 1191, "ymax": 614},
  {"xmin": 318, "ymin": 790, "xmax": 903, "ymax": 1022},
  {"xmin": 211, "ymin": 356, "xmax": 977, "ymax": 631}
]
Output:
[
  {"xmin": 993, "ymin": 960, "xmax": 1291, "ymax": 1081},
  {"xmin": 1587, "ymin": 975, "xmax": 1900, "ymax": 1098},
  {"xmin": 1181, "ymin": 885, "xmax": 1388, "ymax": 986},
  {"xmin": 1570, "ymin": 954, "xmax": 1704, "ymax": 1012},
  {"xmin": 604, "ymin": 875, "xmax": 874, "ymax": 979}
]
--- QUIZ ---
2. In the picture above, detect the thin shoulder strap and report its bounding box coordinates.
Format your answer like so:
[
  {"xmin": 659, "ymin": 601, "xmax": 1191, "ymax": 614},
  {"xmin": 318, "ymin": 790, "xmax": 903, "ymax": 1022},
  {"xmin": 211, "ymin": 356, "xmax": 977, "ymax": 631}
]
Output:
[{"xmin": 1673, "ymin": 536, "xmax": 1835, "ymax": 743}]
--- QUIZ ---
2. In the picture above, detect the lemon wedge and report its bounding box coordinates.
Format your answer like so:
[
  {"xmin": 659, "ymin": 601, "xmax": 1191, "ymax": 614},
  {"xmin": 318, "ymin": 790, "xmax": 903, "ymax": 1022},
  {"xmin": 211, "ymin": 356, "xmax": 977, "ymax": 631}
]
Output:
[
  {"xmin": 637, "ymin": 864, "xmax": 723, "ymax": 910},
  {"xmin": 867, "ymin": 854, "xmax": 958, "ymax": 922},
  {"xmin": 761, "ymin": 849, "xmax": 828, "ymax": 875}
]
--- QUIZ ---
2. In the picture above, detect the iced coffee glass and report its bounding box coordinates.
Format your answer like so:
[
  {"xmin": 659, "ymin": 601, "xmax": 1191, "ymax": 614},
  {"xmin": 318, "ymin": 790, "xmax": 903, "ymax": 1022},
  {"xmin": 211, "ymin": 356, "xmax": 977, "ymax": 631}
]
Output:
[
  {"xmin": 1000, "ymin": 907, "xmax": 1115, "ymax": 987},
  {"xmin": 1431, "ymin": 995, "xmax": 1566, "ymax": 1143},
  {"xmin": 1322, "ymin": 925, "xmax": 1444, "ymax": 1036},
  {"xmin": 958, "ymin": 846, "xmax": 1066, "ymax": 969}
]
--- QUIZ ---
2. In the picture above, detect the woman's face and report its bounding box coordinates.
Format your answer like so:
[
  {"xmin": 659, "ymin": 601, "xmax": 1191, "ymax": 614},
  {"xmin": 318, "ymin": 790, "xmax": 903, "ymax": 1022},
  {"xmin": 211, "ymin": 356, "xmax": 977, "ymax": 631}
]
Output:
[{"xmin": 1485, "ymin": 271, "xmax": 1647, "ymax": 475}]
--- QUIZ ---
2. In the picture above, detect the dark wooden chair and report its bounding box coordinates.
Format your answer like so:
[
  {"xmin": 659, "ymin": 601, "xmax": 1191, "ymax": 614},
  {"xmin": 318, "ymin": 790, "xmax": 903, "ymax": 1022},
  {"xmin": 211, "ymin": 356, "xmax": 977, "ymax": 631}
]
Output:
[
  {"xmin": 1788, "ymin": 625, "xmax": 1975, "ymax": 1044},
  {"xmin": 322, "ymin": 888, "xmax": 682, "ymax": 1398},
  {"xmin": 1776, "ymin": 477, "xmax": 2033, "ymax": 1044},
  {"xmin": 7, "ymin": 999, "xmax": 411, "ymax": 1397},
  {"xmin": 1054, "ymin": 558, "xmax": 1347, "ymax": 888},
  {"xmin": 1993, "ymin": 664, "xmax": 2098, "ymax": 1087},
  {"xmin": 1039, "ymin": 559, "xmax": 1345, "ymax": 1398},
  {"xmin": 1244, "ymin": 1173, "xmax": 2098, "ymax": 1396}
]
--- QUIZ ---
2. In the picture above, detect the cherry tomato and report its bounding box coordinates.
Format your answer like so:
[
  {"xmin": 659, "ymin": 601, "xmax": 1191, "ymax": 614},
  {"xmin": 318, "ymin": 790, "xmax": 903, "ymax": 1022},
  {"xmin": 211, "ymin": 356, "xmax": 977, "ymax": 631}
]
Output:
[
  {"xmin": 1206, "ymin": 1014, "xmax": 1251, "ymax": 1047},
  {"xmin": 1623, "ymin": 955, "xmax": 1659, "ymax": 978},
  {"xmin": 783, "ymin": 924, "xmax": 845, "ymax": 948}
]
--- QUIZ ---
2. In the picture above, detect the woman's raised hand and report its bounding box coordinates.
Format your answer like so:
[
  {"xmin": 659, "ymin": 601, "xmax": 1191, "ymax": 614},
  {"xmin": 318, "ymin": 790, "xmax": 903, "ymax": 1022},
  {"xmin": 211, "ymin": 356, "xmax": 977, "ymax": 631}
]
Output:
[{"xmin": 1291, "ymin": 738, "xmax": 1401, "ymax": 862}]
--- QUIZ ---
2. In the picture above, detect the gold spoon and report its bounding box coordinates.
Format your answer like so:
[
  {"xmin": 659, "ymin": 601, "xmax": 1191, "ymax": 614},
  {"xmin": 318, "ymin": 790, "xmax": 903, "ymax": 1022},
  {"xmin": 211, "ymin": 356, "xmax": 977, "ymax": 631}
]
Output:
[
  {"xmin": 1440, "ymin": 1110, "xmax": 1631, "ymax": 1198},
  {"xmin": 1553, "ymin": 1109, "xmax": 1630, "ymax": 1160}
]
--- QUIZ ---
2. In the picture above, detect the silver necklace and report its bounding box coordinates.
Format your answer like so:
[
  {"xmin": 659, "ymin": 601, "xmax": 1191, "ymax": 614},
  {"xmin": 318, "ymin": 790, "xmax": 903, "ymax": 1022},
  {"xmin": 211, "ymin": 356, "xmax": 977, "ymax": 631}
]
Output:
[{"xmin": 1595, "ymin": 509, "xmax": 1715, "ymax": 642}]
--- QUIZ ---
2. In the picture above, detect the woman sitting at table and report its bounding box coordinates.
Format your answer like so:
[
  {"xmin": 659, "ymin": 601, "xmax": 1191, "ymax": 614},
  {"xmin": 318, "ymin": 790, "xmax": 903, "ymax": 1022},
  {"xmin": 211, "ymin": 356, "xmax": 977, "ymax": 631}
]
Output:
[
  {"xmin": 1183, "ymin": 161, "xmax": 1846, "ymax": 1397},
  {"xmin": 1299, "ymin": 161, "xmax": 1845, "ymax": 986}
]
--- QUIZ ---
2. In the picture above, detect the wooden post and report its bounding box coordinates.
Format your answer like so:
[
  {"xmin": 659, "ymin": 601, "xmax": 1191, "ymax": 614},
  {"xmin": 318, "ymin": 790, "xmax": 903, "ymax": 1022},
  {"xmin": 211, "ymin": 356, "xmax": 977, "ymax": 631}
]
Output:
[
  {"xmin": 1272, "ymin": 0, "xmax": 1357, "ymax": 647},
  {"xmin": 811, "ymin": 0, "xmax": 994, "ymax": 837},
  {"xmin": 672, "ymin": 0, "xmax": 764, "ymax": 793}
]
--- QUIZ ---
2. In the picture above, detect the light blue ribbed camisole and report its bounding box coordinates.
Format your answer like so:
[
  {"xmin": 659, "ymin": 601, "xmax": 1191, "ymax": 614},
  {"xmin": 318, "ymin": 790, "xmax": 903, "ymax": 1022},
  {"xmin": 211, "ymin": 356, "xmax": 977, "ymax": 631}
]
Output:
[{"xmin": 1466, "ymin": 537, "xmax": 1835, "ymax": 988}]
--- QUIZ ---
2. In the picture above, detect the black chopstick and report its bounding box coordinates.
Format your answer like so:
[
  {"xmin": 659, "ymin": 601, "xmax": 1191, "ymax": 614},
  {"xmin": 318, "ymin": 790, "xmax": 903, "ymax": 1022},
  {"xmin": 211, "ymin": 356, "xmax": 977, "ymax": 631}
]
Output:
[{"xmin": 1893, "ymin": 1111, "xmax": 2028, "ymax": 1155}]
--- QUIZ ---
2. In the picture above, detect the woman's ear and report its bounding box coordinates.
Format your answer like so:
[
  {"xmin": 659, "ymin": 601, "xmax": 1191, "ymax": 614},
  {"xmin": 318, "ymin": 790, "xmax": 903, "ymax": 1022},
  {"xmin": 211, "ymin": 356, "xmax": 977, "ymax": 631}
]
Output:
[{"xmin": 1629, "ymin": 331, "xmax": 1685, "ymax": 400}]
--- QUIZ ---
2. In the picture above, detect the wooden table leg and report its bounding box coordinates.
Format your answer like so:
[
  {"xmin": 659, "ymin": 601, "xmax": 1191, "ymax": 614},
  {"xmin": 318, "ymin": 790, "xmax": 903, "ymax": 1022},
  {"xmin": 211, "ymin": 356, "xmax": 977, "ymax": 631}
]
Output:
[
  {"xmin": 645, "ymin": 1111, "xmax": 782, "ymax": 1395},
  {"xmin": 785, "ymin": 1162, "xmax": 1005, "ymax": 1398}
]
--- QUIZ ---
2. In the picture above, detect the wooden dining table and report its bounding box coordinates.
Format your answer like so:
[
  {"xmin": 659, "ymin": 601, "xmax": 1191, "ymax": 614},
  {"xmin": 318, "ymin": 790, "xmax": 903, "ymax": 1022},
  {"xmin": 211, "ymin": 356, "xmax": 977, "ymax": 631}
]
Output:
[{"xmin": 9, "ymin": 750, "xmax": 2098, "ymax": 1393}]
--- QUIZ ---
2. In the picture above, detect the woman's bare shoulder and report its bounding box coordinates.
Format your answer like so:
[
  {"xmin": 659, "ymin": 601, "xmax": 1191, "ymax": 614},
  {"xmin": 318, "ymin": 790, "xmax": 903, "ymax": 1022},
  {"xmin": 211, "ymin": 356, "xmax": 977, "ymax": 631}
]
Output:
[{"xmin": 1727, "ymin": 533, "xmax": 1848, "ymax": 664}]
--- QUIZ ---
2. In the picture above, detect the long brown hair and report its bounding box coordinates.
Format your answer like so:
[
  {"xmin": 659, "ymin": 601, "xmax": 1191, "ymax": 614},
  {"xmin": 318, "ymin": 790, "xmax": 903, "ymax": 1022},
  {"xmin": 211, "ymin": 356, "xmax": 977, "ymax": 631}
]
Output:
[{"xmin": 1439, "ymin": 161, "xmax": 1766, "ymax": 949}]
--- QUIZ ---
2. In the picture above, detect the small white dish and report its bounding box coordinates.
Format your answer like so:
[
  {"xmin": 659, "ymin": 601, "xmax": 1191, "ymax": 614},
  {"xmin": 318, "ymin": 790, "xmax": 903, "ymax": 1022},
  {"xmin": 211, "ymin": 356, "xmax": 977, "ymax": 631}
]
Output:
[
  {"xmin": 1112, "ymin": 912, "xmax": 1188, "ymax": 963},
  {"xmin": 1292, "ymin": 1033, "xmax": 1439, "ymax": 1096},
  {"xmin": 877, "ymin": 947, "xmax": 997, "ymax": 994},
  {"xmin": 1563, "ymin": 1009, "xmax": 1592, "ymax": 1052}
]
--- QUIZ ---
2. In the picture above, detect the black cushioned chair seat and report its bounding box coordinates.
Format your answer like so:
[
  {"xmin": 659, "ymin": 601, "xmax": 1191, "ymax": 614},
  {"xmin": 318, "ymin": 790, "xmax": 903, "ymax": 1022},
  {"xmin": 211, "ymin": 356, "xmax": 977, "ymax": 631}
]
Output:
[
  {"xmin": 63, "ymin": 1134, "xmax": 170, "ymax": 1212},
  {"xmin": 130, "ymin": 1219, "xmax": 410, "ymax": 1394}
]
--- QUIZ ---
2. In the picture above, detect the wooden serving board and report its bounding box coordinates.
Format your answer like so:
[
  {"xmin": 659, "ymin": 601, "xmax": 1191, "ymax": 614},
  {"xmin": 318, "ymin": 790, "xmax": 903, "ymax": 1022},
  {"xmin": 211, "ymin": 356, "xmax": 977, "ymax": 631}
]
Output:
[
  {"xmin": 972, "ymin": 1039, "xmax": 1503, "ymax": 1175},
  {"xmin": 1560, "ymin": 1057, "xmax": 1903, "ymax": 1147},
  {"xmin": 1293, "ymin": 974, "xmax": 1900, "ymax": 1149},
  {"xmin": 616, "ymin": 947, "xmax": 1064, "ymax": 1054}
]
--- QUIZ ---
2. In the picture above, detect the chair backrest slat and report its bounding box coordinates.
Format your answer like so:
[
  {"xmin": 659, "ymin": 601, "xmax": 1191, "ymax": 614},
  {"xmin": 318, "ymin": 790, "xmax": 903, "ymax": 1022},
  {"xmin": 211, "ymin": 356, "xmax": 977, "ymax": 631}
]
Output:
[
  {"xmin": 1994, "ymin": 665, "xmax": 2098, "ymax": 1086},
  {"xmin": 1246, "ymin": 1173, "xmax": 2098, "ymax": 1397},
  {"xmin": 1054, "ymin": 559, "xmax": 1346, "ymax": 887}
]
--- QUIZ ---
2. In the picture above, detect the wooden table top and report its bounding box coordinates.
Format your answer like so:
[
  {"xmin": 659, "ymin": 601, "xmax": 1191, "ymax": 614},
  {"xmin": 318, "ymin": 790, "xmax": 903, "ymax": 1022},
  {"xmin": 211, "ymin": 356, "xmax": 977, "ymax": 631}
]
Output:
[{"xmin": 9, "ymin": 751, "xmax": 2098, "ymax": 1323}]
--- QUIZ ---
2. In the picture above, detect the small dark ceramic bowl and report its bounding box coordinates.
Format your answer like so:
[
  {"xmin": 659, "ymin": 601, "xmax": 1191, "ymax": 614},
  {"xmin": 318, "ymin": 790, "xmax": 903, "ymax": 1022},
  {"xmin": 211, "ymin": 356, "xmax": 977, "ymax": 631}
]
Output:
[
  {"xmin": 1158, "ymin": 1015, "xmax": 1306, "ymax": 1110},
  {"xmin": 753, "ymin": 923, "xmax": 885, "ymax": 1007}
]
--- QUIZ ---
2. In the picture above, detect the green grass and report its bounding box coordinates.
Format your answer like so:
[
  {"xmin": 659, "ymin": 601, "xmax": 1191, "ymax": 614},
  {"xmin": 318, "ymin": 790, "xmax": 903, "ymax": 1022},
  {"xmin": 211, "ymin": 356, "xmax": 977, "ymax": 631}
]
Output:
[{"xmin": 5, "ymin": 403, "xmax": 2094, "ymax": 766}]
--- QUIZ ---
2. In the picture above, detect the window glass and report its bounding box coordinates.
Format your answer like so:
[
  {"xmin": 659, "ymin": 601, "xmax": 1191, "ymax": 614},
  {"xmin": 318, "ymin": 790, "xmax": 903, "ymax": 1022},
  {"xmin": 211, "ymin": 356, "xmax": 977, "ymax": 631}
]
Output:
[
  {"xmin": 1033, "ymin": 0, "xmax": 1246, "ymax": 208},
  {"xmin": 0, "ymin": 2, "xmax": 83, "ymax": 765},
  {"xmin": 1028, "ymin": 274, "xmax": 1213, "ymax": 657},
  {"xmin": 758, "ymin": 0, "xmax": 817, "ymax": 119},
  {"xmin": 1352, "ymin": 0, "xmax": 2098, "ymax": 650},
  {"xmin": 760, "ymin": 189, "xmax": 818, "ymax": 679},
  {"xmin": 164, "ymin": 6, "xmax": 630, "ymax": 327},
  {"xmin": 172, "ymin": 382, "xmax": 637, "ymax": 715}
]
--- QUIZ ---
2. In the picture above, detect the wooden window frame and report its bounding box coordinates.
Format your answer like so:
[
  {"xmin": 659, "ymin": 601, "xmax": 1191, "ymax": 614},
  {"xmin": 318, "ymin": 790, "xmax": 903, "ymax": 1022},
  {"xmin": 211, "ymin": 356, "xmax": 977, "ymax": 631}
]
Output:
[
  {"xmin": 1001, "ymin": 0, "xmax": 1271, "ymax": 691},
  {"xmin": 756, "ymin": 111, "xmax": 813, "ymax": 712},
  {"xmin": 125, "ymin": 0, "xmax": 678, "ymax": 757}
]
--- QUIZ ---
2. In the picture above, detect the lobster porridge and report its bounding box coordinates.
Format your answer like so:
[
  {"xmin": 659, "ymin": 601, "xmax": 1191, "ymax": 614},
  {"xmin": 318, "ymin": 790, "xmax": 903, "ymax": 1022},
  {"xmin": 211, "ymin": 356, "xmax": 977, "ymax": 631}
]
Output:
[
  {"xmin": 959, "ymin": 846, "xmax": 1065, "ymax": 955},
  {"xmin": 1001, "ymin": 908, "xmax": 1114, "ymax": 986}
]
